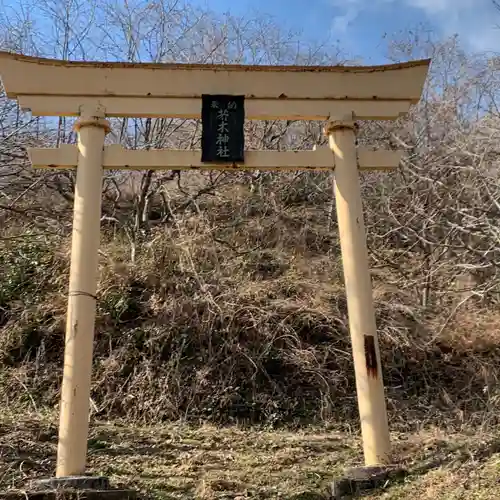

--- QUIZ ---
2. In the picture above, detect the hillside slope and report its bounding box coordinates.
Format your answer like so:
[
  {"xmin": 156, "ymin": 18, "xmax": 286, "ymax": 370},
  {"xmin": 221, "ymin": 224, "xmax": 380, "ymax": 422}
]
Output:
[{"xmin": 2, "ymin": 183, "xmax": 500, "ymax": 429}]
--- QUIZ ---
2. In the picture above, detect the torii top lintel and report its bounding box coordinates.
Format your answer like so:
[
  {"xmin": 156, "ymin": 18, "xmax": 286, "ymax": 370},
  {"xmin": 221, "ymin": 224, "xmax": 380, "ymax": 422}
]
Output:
[{"xmin": 0, "ymin": 51, "xmax": 430, "ymax": 120}]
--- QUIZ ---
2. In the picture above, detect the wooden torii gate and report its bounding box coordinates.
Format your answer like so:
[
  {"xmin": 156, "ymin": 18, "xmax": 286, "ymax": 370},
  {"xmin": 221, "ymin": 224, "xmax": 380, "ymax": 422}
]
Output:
[{"xmin": 0, "ymin": 52, "xmax": 430, "ymax": 478}]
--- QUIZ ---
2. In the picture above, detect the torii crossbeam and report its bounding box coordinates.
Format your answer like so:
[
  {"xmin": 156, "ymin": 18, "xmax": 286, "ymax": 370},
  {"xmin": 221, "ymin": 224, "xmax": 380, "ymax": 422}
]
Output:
[{"xmin": 0, "ymin": 51, "xmax": 430, "ymax": 478}]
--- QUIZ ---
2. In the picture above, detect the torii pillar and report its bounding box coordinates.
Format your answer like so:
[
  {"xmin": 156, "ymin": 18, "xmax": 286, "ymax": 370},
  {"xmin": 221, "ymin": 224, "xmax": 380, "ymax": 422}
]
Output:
[
  {"xmin": 57, "ymin": 106, "xmax": 110, "ymax": 477},
  {"xmin": 326, "ymin": 118, "xmax": 390, "ymax": 465}
]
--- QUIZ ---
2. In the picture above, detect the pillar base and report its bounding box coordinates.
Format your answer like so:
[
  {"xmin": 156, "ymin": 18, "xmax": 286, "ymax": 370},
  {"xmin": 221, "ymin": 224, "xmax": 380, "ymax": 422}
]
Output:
[
  {"xmin": 1, "ymin": 476, "xmax": 136, "ymax": 500},
  {"xmin": 0, "ymin": 491, "xmax": 136, "ymax": 500},
  {"xmin": 33, "ymin": 476, "xmax": 110, "ymax": 490},
  {"xmin": 330, "ymin": 465, "xmax": 406, "ymax": 499}
]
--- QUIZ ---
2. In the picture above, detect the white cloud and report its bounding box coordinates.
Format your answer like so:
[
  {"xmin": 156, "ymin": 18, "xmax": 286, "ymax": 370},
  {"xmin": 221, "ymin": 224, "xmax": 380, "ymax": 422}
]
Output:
[
  {"xmin": 330, "ymin": 0, "xmax": 500, "ymax": 52},
  {"xmin": 332, "ymin": 6, "xmax": 360, "ymax": 33}
]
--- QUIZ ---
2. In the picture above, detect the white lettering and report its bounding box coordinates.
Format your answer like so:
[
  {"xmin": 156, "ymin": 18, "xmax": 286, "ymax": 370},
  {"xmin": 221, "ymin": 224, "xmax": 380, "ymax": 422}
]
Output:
[
  {"xmin": 217, "ymin": 145, "xmax": 230, "ymax": 157},
  {"xmin": 216, "ymin": 134, "xmax": 230, "ymax": 145},
  {"xmin": 217, "ymin": 109, "xmax": 229, "ymax": 120},
  {"xmin": 217, "ymin": 121, "xmax": 229, "ymax": 134}
]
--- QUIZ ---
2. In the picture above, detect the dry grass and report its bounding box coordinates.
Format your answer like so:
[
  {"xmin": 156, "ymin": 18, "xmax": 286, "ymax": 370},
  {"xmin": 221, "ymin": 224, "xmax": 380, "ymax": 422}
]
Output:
[
  {"xmin": 1, "ymin": 412, "xmax": 500, "ymax": 499},
  {"xmin": 2, "ymin": 192, "xmax": 500, "ymax": 430}
]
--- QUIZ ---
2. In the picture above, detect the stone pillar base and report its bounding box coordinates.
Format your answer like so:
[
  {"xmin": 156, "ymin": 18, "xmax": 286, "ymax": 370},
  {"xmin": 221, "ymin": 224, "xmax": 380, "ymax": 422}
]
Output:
[
  {"xmin": 331, "ymin": 466, "xmax": 406, "ymax": 499},
  {"xmin": 1, "ymin": 476, "xmax": 136, "ymax": 500}
]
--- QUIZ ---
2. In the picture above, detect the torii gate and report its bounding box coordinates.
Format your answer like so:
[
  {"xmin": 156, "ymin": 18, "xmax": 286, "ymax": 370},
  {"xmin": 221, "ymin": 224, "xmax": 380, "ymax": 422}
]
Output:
[{"xmin": 0, "ymin": 52, "xmax": 430, "ymax": 478}]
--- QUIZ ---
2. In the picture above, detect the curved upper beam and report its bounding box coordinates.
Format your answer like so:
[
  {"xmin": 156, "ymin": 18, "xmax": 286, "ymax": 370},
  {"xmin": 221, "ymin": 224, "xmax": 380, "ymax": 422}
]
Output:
[{"xmin": 0, "ymin": 51, "xmax": 430, "ymax": 102}]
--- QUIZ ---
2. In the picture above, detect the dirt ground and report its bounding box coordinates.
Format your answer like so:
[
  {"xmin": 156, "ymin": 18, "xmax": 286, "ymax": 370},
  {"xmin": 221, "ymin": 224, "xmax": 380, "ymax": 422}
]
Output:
[{"xmin": 1, "ymin": 412, "xmax": 500, "ymax": 499}]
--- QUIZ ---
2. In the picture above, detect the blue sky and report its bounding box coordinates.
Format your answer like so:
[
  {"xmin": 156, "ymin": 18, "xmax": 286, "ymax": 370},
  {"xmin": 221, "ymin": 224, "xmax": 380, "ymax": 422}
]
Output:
[
  {"xmin": 0, "ymin": 0, "xmax": 498, "ymax": 63},
  {"xmin": 193, "ymin": 0, "xmax": 500, "ymax": 62}
]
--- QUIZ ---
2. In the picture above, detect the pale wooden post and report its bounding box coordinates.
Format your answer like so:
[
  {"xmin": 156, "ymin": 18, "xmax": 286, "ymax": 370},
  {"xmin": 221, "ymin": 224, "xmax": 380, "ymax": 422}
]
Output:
[
  {"xmin": 326, "ymin": 118, "xmax": 391, "ymax": 466},
  {"xmin": 56, "ymin": 106, "xmax": 110, "ymax": 477}
]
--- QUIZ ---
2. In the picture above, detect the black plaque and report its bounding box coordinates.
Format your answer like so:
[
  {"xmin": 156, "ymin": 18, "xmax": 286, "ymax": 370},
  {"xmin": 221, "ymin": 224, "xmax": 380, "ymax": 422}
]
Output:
[{"xmin": 201, "ymin": 94, "xmax": 245, "ymax": 163}]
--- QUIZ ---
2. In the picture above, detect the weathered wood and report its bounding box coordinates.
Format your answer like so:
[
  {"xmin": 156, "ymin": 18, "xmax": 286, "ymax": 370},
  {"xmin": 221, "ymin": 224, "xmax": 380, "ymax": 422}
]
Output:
[
  {"xmin": 28, "ymin": 145, "xmax": 403, "ymax": 171},
  {"xmin": 17, "ymin": 95, "xmax": 414, "ymax": 120},
  {"xmin": 0, "ymin": 52, "xmax": 430, "ymax": 102}
]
